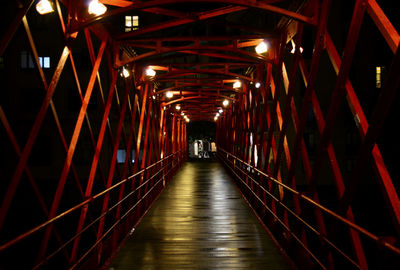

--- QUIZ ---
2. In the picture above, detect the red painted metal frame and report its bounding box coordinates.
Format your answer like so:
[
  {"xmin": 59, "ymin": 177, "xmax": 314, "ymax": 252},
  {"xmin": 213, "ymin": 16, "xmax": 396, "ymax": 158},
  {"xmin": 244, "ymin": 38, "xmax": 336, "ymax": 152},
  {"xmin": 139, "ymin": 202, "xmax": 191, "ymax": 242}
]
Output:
[
  {"xmin": 1, "ymin": 0, "xmax": 400, "ymax": 269},
  {"xmin": 0, "ymin": 1, "xmax": 187, "ymax": 269},
  {"xmin": 216, "ymin": 0, "xmax": 400, "ymax": 269}
]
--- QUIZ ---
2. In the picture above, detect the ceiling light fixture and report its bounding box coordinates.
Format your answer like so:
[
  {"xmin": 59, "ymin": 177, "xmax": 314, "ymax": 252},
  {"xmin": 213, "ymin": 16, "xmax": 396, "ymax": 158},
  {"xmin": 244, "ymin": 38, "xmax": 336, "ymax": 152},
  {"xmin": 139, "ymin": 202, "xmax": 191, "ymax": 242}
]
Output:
[
  {"xmin": 233, "ymin": 81, "xmax": 241, "ymax": 89},
  {"xmin": 145, "ymin": 67, "xmax": 156, "ymax": 77},
  {"xmin": 88, "ymin": 0, "xmax": 107, "ymax": 16},
  {"xmin": 121, "ymin": 67, "xmax": 130, "ymax": 78},
  {"xmin": 36, "ymin": 0, "xmax": 54, "ymax": 15},
  {"xmin": 255, "ymin": 41, "xmax": 268, "ymax": 54}
]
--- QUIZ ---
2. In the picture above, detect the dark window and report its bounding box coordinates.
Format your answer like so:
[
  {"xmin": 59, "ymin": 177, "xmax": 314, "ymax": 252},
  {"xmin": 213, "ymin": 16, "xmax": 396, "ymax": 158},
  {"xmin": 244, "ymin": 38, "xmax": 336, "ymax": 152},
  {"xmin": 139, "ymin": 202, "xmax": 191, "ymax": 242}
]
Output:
[{"xmin": 21, "ymin": 51, "xmax": 34, "ymax": 68}]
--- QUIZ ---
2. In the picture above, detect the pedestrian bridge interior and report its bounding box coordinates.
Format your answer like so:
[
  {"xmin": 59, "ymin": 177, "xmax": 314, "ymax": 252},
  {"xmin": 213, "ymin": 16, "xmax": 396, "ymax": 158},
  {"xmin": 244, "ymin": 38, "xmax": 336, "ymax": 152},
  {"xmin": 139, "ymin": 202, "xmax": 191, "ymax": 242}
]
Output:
[{"xmin": 0, "ymin": 0, "xmax": 400, "ymax": 269}]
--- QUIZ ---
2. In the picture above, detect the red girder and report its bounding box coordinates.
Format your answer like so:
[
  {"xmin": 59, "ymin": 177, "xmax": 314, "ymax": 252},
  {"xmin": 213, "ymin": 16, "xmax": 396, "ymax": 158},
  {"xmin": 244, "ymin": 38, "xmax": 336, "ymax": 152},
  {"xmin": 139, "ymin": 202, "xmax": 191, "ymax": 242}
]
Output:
[
  {"xmin": 1, "ymin": 0, "xmax": 400, "ymax": 269},
  {"xmin": 74, "ymin": 0, "xmax": 315, "ymax": 33}
]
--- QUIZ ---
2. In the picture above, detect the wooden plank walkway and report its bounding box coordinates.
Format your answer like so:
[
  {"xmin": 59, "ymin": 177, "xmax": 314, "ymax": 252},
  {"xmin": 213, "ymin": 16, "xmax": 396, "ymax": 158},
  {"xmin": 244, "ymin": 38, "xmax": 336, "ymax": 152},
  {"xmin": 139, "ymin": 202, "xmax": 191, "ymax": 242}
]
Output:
[{"xmin": 108, "ymin": 161, "xmax": 292, "ymax": 269}]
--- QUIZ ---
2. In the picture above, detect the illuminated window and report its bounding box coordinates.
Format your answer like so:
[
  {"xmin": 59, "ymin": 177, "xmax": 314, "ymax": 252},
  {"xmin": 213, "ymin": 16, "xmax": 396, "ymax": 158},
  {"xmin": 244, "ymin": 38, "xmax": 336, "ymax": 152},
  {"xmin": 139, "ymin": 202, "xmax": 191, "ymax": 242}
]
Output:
[
  {"xmin": 376, "ymin": 66, "xmax": 386, "ymax": 88},
  {"xmin": 376, "ymin": 66, "xmax": 381, "ymax": 88},
  {"xmin": 39, "ymin": 56, "xmax": 50, "ymax": 68},
  {"xmin": 117, "ymin": 149, "xmax": 142, "ymax": 163},
  {"xmin": 21, "ymin": 51, "xmax": 50, "ymax": 69},
  {"xmin": 125, "ymin": 15, "xmax": 139, "ymax": 32},
  {"xmin": 117, "ymin": 149, "xmax": 135, "ymax": 163}
]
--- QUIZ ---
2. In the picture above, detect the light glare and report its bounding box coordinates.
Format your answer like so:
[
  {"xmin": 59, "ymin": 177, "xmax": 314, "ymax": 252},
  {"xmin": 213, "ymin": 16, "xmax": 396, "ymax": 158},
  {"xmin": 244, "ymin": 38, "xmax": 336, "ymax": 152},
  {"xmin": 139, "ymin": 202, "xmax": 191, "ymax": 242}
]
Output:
[
  {"xmin": 36, "ymin": 0, "xmax": 54, "ymax": 15},
  {"xmin": 166, "ymin": 91, "xmax": 173, "ymax": 98},
  {"xmin": 122, "ymin": 67, "xmax": 130, "ymax": 78},
  {"xmin": 145, "ymin": 67, "xmax": 156, "ymax": 77},
  {"xmin": 233, "ymin": 81, "xmax": 241, "ymax": 89},
  {"xmin": 255, "ymin": 41, "xmax": 268, "ymax": 54},
  {"xmin": 290, "ymin": 39, "xmax": 303, "ymax": 54},
  {"xmin": 88, "ymin": 0, "xmax": 107, "ymax": 16}
]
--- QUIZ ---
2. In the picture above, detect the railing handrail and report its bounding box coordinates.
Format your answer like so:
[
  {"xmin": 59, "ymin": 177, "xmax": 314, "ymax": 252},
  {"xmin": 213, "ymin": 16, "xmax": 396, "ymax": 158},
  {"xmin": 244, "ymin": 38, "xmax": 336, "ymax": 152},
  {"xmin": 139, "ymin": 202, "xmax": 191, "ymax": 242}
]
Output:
[
  {"xmin": 0, "ymin": 150, "xmax": 182, "ymax": 253},
  {"xmin": 218, "ymin": 148, "xmax": 400, "ymax": 256}
]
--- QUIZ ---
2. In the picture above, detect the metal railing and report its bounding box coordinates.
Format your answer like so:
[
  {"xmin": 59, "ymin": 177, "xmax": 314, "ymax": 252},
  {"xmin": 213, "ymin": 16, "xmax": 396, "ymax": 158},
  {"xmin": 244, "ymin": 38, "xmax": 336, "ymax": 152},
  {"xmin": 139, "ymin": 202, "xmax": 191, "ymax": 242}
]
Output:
[
  {"xmin": 0, "ymin": 150, "xmax": 184, "ymax": 269},
  {"xmin": 218, "ymin": 148, "xmax": 400, "ymax": 269}
]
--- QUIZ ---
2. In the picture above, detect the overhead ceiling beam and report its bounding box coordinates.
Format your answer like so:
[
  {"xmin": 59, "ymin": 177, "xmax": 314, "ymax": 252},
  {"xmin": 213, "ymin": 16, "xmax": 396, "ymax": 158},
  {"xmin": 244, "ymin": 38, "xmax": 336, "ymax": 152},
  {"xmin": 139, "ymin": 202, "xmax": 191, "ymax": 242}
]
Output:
[
  {"xmin": 152, "ymin": 69, "xmax": 253, "ymax": 82},
  {"xmin": 115, "ymin": 5, "xmax": 246, "ymax": 40},
  {"xmin": 101, "ymin": 1, "xmax": 186, "ymax": 17},
  {"xmin": 73, "ymin": 0, "xmax": 316, "ymax": 32},
  {"xmin": 119, "ymin": 45, "xmax": 268, "ymax": 65},
  {"xmin": 122, "ymin": 35, "xmax": 269, "ymax": 43}
]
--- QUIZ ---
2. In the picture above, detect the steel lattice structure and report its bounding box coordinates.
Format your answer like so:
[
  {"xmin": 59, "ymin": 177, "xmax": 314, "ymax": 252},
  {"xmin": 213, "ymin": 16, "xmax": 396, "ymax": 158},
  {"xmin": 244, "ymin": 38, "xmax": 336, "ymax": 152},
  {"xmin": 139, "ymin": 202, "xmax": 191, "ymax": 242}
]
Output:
[{"xmin": 0, "ymin": 0, "xmax": 399, "ymax": 269}]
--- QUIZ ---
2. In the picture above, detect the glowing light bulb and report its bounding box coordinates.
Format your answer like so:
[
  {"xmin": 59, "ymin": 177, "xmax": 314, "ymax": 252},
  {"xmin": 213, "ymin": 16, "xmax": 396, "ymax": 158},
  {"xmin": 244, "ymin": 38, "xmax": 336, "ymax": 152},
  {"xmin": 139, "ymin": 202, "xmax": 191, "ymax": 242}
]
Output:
[
  {"xmin": 255, "ymin": 82, "xmax": 261, "ymax": 88},
  {"xmin": 166, "ymin": 91, "xmax": 173, "ymax": 98},
  {"xmin": 216, "ymin": 113, "xmax": 220, "ymax": 117},
  {"xmin": 145, "ymin": 67, "xmax": 156, "ymax": 77},
  {"xmin": 214, "ymin": 116, "xmax": 218, "ymax": 121},
  {"xmin": 233, "ymin": 81, "xmax": 241, "ymax": 89},
  {"xmin": 88, "ymin": 0, "xmax": 107, "ymax": 16},
  {"xmin": 255, "ymin": 41, "xmax": 268, "ymax": 54},
  {"xmin": 36, "ymin": 0, "xmax": 54, "ymax": 15},
  {"xmin": 219, "ymin": 109, "xmax": 223, "ymax": 114},
  {"xmin": 175, "ymin": 104, "xmax": 181, "ymax": 110},
  {"xmin": 185, "ymin": 118, "xmax": 190, "ymax": 122},
  {"xmin": 121, "ymin": 67, "xmax": 130, "ymax": 78},
  {"xmin": 223, "ymin": 99, "xmax": 229, "ymax": 107}
]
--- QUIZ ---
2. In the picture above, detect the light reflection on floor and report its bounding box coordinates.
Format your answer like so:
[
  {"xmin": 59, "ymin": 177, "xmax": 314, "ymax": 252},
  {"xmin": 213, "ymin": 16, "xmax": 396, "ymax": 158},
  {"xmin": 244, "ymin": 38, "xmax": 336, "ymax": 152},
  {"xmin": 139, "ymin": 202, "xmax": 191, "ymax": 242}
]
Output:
[{"xmin": 109, "ymin": 161, "xmax": 291, "ymax": 269}]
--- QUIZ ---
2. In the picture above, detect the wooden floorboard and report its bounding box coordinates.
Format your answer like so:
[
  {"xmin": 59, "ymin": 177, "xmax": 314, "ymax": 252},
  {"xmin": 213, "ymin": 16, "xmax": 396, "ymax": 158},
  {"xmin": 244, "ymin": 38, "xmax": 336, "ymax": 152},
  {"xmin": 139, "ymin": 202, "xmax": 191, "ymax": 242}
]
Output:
[{"xmin": 108, "ymin": 161, "xmax": 292, "ymax": 269}]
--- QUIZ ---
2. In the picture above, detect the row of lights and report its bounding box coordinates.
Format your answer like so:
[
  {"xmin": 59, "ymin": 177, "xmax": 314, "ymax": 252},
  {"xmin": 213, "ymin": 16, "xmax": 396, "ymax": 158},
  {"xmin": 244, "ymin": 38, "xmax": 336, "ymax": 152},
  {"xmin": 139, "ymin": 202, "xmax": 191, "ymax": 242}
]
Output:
[
  {"xmin": 120, "ymin": 66, "xmax": 156, "ymax": 78},
  {"xmin": 36, "ymin": 0, "xmax": 107, "ymax": 15},
  {"xmin": 233, "ymin": 80, "xmax": 261, "ymax": 89},
  {"xmin": 34, "ymin": 2, "xmax": 275, "ymax": 124},
  {"xmin": 173, "ymin": 105, "xmax": 189, "ymax": 122},
  {"xmin": 214, "ymin": 99, "xmax": 230, "ymax": 121},
  {"xmin": 256, "ymin": 39, "xmax": 303, "ymax": 55},
  {"xmin": 37, "ymin": 0, "xmax": 272, "ymax": 55},
  {"xmin": 36, "ymin": 3, "xmax": 301, "ymax": 57}
]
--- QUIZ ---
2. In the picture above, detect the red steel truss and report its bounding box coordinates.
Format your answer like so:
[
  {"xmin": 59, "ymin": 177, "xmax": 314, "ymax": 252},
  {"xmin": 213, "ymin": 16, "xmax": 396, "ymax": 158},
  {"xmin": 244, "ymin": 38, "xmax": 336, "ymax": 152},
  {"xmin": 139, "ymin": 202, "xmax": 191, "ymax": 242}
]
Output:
[{"xmin": 0, "ymin": 0, "xmax": 399, "ymax": 269}]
